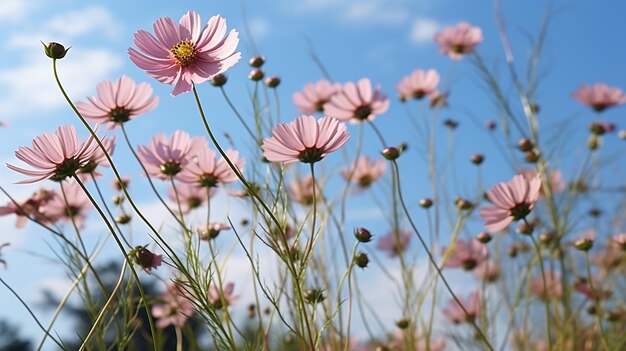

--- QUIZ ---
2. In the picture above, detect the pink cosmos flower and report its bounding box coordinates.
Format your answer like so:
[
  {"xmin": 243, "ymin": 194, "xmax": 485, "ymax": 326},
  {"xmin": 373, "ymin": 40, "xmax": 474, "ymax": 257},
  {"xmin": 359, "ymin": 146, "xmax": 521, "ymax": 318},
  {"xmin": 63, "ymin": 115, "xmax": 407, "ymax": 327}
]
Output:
[
  {"xmin": 442, "ymin": 290, "xmax": 482, "ymax": 324},
  {"xmin": 572, "ymin": 83, "xmax": 626, "ymax": 112},
  {"xmin": 76, "ymin": 76, "xmax": 158, "ymax": 129},
  {"xmin": 293, "ymin": 79, "xmax": 341, "ymax": 114},
  {"xmin": 288, "ymin": 176, "xmax": 321, "ymax": 206},
  {"xmin": 442, "ymin": 238, "xmax": 488, "ymax": 270},
  {"xmin": 473, "ymin": 259, "xmax": 500, "ymax": 282},
  {"xmin": 324, "ymin": 78, "xmax": 390, "ymax": 123},
  {"xmin": 262, "ymin": 115, "xmax": 349, "ymax": 164},
  {"xmin": 7, "ymin": 125, "xmax": 102, "ymax": 184},
  {"xmin": 40, "ymin": 181, "xmax": 94, "ymax": 229},
  {"xmin": 151, "ymin": 283, "xmax": 195, "ymax": 328},
  {"xmin": 77, "ymin": 136, "xmax": 116, "ymax": 180},
  {"xmin": 197, "ymin": 222, "xmax": 231, "ymax": 240},
  {"xmin": 0, "ymin": 188, "xmax": 55, "ymax": 228},
  {"xmin": 529, "ymin": 271, "xmax": 563, "ymax": 300},
  {"xmin": 434, "ymin": 22, "xmax": 483, "ymax": 60},
  {"xmin": 208, "ymin": 282, "xmax": 239, "ymax": 309},
  {"xmin": 377, "ymin": 230, "xmax": 412, "ymax": 257},
  {"xmin": 168, "ymin": 182, "xmax": 214, "ymax": 214},
  {"xmin": 178, "ymin": 147, "xmax": 244, "ymax": 187},
  {"xmin": 129, "ymin": 11, "xmax": 241, "ymax": 96},
  {"xmin": 342, "ymin": 156, "xmax": 386, "ymax": 189},
  {"xmin": 573, "ymin": 277, "xmax": 611, "ymax": 300},
  {"xmin": 136, "ymin": 131, "xmax": 205, "ymax": 179},
  {"xmin": 613, "ymin": 233, "xmax": 626, "ymax": 250},
  {"xmin": 396, "ymin": 69, "xmax": 440, "ymax": 101},
  {"xmin": 592, "ymin": 242, "xmax": 625, "ymax": 271},
  {"xmin": 479, "ymin": 174, "xmax": 541, "ymax": 233}
]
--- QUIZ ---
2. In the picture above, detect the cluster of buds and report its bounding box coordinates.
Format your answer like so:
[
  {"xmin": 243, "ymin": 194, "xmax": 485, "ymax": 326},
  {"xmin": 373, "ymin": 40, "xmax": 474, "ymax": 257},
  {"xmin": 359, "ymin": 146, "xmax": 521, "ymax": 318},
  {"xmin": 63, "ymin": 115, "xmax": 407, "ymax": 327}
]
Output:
[
  {"xmin": 518, "ymin": 138, "xmax": 540, "ymax": 163},
  {"xmin": 247, "ymin": 55, "xmax": 281, "ymax": 88}
]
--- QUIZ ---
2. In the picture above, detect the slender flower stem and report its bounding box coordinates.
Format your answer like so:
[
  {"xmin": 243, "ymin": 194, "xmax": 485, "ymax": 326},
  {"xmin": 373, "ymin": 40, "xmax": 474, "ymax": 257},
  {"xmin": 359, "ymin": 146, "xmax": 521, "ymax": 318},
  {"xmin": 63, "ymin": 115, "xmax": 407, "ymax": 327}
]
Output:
[
  {"xmin": 73, "ymin": 175, "xmax": 159, "ymax": 349},
  {"xmin": 192, "ymin": 84, "xmax": 316, "ymax": 349},
  {"xmin": 91, "ymin": 174, "xmax": 132, "ymax": 248},
  {"xmin": 528, "ymin": 233, "xmax": 553, "ymax": 351},
  {"xmin": 37, "ymin": 237, "xmax": 108, "ymax": 351},
  {"xmin": 175, "ymin": 326, "xmax": 183, "ymax": 351},
  {"xmin": 79, "ymin": 262, "xmax": 127, "ymax": 351},
  {"xmin": 366, "ymin": 120, "xmax": 388, "ymax": 147},
  {"xmin": 219, "ymin": 86, "xmax": 257, "ymax": 142},
  {"xmin": 585, "ymin": 253, "xmax": 609, "ymax": 350},
  {"xmin": 390, "ymin": 160, "xmax": 494, "ymax": 351}
]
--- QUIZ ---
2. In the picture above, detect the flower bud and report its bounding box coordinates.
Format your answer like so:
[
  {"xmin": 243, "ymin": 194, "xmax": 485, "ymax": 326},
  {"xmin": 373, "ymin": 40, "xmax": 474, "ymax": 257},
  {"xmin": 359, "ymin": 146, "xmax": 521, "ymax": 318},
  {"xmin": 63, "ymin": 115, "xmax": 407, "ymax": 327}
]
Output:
[
  {"xmin": 589, "ymin": 122, "xmax": 606, "ymax": 136},
  {"xmin": 619, "ymin": 130, "xmax": 626, "ymax": 139},
  {"xmin": 517, "ymin": 222, "xmax": 534, "ymax": 235},
  {"xmin": 304, "ymin": 288, "xmax": 325, "ymax": 304},
  {"xmin": 443, "ymin": 119, "xmax": 459, "ymax": 130},
  {"xmin": 518, "ymin": 138, "xmax": 534, "ymax": 152},
  {"xmin": 395, "ymin": 318, "xmax": 410, "ymax": 329},
  {"xmin": 265, "ymin": 76, "xmax": 280, "ymax": 88},
  {"xmin": 476, "ymin": 232, "xmax": 492, "ymax": 244},
  {"xmin": 249, "ymin": 55, "xmax": 265, "ymax": 67},
  {"xmin": 115, "ymin": 213, "xmax": 131, "ymax": 224},
  {"xmin": 419, "ymin": 198, "xmax": 433, "ymax": 209},
  {"xmin": 382, "ymin": 147, "xmax": 400, "ymax": 160},
  {"xmin": 112, "ymin": 195, "xmax": 124, "ymax": 205},
  {"xmin": 43, "ymin": 42, "xmax": 69, "ymax": 59},
  {"xmin": 353, "ymin": 252, "xmax": 369, "ymax": 268},
  {"xmin": 588, "ymin": 135, "xmax": 600, "ymax": 150},
  {"xmin": 247, "ymin": 304, "xmax": 256, "ymax": 318},
  {"xmin": 524, "ymin": 151, "xmax": 539, "ymax": 163},
  {"xmin": 539, "ymin": 231, "xmax": 555, "ymax": 245},
  {"xmin": 529, "ymin": 104, "xmax": 540, "ymax": 114},
  {"xmin": 398, "ymin": 142, "xmax": 408, "ymax": 153},
  {"xmin": 455, "ymin": 197, "xmax": 473, "ymax": 210},
  {"xmin": 211, "ymin": 73, "xmax": 228, "ymax": 87},
  {"xmin": 248, "ymin": 69, "xmax": 265, "ymax": 81},
  {"xmin": 574, "ymin": 237, "xmax": 594, "ymax": 251},
  {"xmin": 355, "ymin": 227, "xmax": 373, "ymax": 243},
  {"xmin": 486, "ymin": 120, "xmax": 497, "ymax": 131},
  {"xmin": 470, "ymin": 153, "xmax": 484, "ymax": 165},
  {"xmin": 588, "ymin": 208, "xmax": 602, "ymax": 218}
]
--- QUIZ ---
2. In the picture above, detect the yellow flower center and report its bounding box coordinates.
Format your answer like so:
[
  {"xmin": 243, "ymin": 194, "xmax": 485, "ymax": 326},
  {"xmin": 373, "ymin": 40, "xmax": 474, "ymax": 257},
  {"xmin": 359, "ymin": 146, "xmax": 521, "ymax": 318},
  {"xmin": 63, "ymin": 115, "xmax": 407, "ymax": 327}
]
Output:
[{"xmin": 171, "ymin": 40, "xmax": 197, "ymax": 67}]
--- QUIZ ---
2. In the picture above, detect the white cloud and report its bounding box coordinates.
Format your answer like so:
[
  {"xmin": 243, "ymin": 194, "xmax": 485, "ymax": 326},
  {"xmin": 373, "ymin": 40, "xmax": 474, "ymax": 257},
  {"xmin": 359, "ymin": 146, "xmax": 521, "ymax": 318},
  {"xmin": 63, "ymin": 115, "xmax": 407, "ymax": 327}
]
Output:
[
  {"xmin": 45, "ymin": 6, "xmax": 121, "ymax": 40},
  {"xmin": 289, "ymin": 0, "xmax": 410, "ymax": 26},
  {"xmin": 0, "ymin": 0, "xmax": 40, "ymax": 22},
  {"xmin": 0, "ymin": 49, "xmax": 123, "ymax": 118},
  {"xmin": 410, "ymin": 17, "xmax": 441, "ymax": 44},
  {"xmin": 345, "ymin": 1, "xmax": 409, "ymax": 25},
  {"xmin": 7, "ymin": 6, "xmax": 121, "ymax": 50}
]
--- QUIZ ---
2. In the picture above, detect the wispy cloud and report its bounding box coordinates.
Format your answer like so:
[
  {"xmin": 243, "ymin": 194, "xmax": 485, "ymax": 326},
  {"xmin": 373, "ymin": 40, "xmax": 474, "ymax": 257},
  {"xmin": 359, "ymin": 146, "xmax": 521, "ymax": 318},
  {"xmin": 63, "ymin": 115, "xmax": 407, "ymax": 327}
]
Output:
[
  {"xmin": 410, "ymin": 17, "xmax": 441, "ymax": 44},
  {"xmin": 0, "ymin": 49, "xmax": 123, "ymax": 118},
  {"xmin": 0, "ymin": 0, "xmax": 40, "ymax": 22},
  {"xmin": 0, "ymin": 6, "xmax": 124, "ymax": 119},
  {"xmin": 7, "ymin": 6, "xmax": 122, "ymax": 50},
  {"xmin": 345, "ymin": 1, "xmax": 409, "ymax": 25},
  {"xmin": 289, "ymin": 0, "xmax": 411, "ymax": 26}
]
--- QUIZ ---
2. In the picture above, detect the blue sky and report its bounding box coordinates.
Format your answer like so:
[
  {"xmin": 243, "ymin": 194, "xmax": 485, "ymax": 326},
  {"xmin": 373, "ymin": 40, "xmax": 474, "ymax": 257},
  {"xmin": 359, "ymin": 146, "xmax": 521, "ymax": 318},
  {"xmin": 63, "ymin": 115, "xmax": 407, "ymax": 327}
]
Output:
[{"xmin": 1, "ymin": 0, "xmax": 626, "ymax": 347}]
